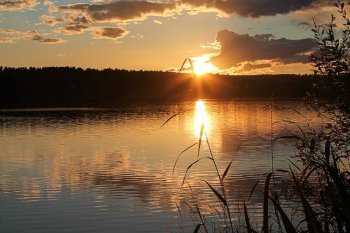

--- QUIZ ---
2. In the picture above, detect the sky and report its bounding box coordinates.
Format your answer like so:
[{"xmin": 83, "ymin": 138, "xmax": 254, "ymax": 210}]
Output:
[{"xmin": 0, "ymin": 0, "xmax": 342, "ymax": 74}]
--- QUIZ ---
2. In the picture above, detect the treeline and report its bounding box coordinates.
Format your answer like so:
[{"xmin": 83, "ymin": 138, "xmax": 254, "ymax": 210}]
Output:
[{"xmin": 0, "ymin": 67, "xmax": 318, "ymax": 108}]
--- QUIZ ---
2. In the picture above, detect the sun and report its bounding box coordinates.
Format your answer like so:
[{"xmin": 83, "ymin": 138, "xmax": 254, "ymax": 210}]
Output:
[{"xmin": 192, "ymin": 56, "xmax": 218, "ymax": 76}]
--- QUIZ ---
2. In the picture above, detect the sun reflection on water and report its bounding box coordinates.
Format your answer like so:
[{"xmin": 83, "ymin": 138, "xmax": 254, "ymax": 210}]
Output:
[{"xmin": 194, "ymin": 100, "xmax": 210, "ymax": 140}]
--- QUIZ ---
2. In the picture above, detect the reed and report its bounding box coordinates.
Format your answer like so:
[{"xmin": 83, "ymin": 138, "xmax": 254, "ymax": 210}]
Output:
[
  {"xmin": 162, "ymin": 100, "xmax": 349, "ymax": 233},
  {"xmin": 163, "ymin": 2, "xmax": 350, "ymax": 227}
]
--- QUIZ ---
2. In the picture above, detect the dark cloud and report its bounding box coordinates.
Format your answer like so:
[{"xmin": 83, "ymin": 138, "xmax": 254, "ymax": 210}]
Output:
[
  {"xmin": 28, "ymin": 31, "xmax": 65, "ymax": 44},
  {"xmin": 57, "ymin": 0, "xmax": 323, "ymax": 22},
  {"xmin": 0, "ymin": 28, "xmax": 23, "ymax": 43},
  {"xmin": 40, "ymin": 15, "xmax": 64, "ymax": 26},
  {"xmin": 181, "ymin": 0, "xmax": 320, "ymax": 17},
  {"xmin": 60, "ymin": 1, "xmax": 176, "ymax": 22},
  {"xmin": 0, "ymin": 28, "xmax": 64, "ymax": 44},
  {"xmin": 297, "ymin": 21, "xmax": 312, "ymax": 28},
  {"xmin": 68, "ymin": 15, "xmax": 92, "ymax": 24},
  {"xmin": 211, "ymin": 30, "xmax": 317, "ymax": 69},
  {"xmin": 0, "ymin": 37, "xmax": 14, "ymax": 43},
  {"xmin": 64, "ymin": 24, "xmax": 89, "ymax": 34},
  {"xmin": 0, "ymin": 0, "xmax": 38, "ymax": 11},
  {"xmin": 240, "ymin": 63, "xmax": 272, "ymax": 72},
  {"xmin": 92, "ymin": 27, "xmax": 127, "ymax": 40},
  {"xmin": 35, "ymin": 37, "xmax": 64, "ymax": 43}
]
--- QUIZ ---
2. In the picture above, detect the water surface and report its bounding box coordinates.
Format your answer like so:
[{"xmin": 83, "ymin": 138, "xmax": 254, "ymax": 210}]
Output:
[{"xmin": 0, "ymin": 100, "xmax": 323, "ymax": 233}]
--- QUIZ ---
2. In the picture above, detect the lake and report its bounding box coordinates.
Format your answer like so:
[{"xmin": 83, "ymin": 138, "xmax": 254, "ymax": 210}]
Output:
[{"xmin": 0, "ymin": 100, "xmax": 323, "ymax": 233}]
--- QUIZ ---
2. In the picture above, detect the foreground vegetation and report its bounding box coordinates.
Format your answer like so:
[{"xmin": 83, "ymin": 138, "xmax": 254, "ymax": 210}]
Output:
[{"xmin": 170, "ymin": 1, "xmax": 350, "ymax": 232}]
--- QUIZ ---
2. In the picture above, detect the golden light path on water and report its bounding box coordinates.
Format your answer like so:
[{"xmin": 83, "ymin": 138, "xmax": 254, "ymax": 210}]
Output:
[{"xmin": 194, "ymin": 100, "xmax": 211, "ymax": 140}]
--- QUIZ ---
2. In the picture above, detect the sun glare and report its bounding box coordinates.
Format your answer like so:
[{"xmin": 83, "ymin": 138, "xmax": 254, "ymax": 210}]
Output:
[
  {"xmin": 194, "ymin": 100, "xmax": 210, "ymax": 140},
  {"xmin": 192, "ymin": 56, "xmax": 218, "ymax": 76}
]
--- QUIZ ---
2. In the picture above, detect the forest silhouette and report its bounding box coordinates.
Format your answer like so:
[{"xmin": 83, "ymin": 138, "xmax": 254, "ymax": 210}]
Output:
[{"xmin": 0, "ymin": 67, "xmax": 322, "ymax": 108}]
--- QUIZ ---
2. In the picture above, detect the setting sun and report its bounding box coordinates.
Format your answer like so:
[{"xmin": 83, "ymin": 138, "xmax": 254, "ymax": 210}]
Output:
[{"xmin": 192, "ymin": 56, "xmax": 218, "ymax": 76}]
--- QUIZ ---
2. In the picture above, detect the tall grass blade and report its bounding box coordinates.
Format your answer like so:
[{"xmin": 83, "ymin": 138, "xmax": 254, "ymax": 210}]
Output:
[
  {"xmin": 300, "ymin": 163, "xmax": 311, "ymax": 181},
  {"xmin": 327, "ymin": 165, "xmax": 350, "ymax": 224},
  {"xmin": 175, "ymin": 202, "xmax": 182, "ymax": 218},
  {"xmin": 244, "ymin": 202, "xmax": 255, "ymax": 233},
  {"xmin": 248, "ymin": 179, "xmax": 260, "ymax": 201},
  {"xmin": 179, "ymin": 58, "xmax": 195, "ymax": 75},
  {"xmin": 198, "ymin": 124, "xmax": 204, "ymax": 158},
  {"xmin": 271, "ymin": 105, "xmax": 308, "ymax": 120},
  {"xmin": 221, "ymin": 160, "xmax": 233, "ymax": 182},
  {"xmin": 220, "ymin": 226, "xmax": 229, "ymax": 233},
  {"xmin": 173, "ymin": 142, "xmax": 198, "ymax": 174},
  {"xmin": 161, "ymin": 113, "xmax": 179, "ymax": 128},
  {"xmin": 325, "ymin": 139, "xmax": 330, "ymax": 164},
  {"xmin": 268, "ymin": 196, "xmax": 297, "ymax": 233},
  {"xmin": 296, "ymin": 124, "xmax": 307, "ymax": 139},
  {"xmin": 276, "ymin": 169, "xmax": 289, "ymax": 173},
  {"xmin": 193, "ymin": 224, "xmax": 203, "ymax": 233},
  {"xmin": 278, "ymin": 155, "xmax": 300, "ymax": 171},
  {"xmin": 188, "ymin": 58, "xmax": 195, "ymax": 75},
  {"xmin": 204, "ymin": 180, "xmax": 227, "ymax": 206},
  {"xmin": 310, "ymin": 138, "xmax": 315, "ymax": 153},
  {"xmin": 183, "ymin": 200, "xmax": 195, "ymax": 214},
  {"xmin": 179, "ymin": 59, "xmax": 188, "ymax": 73},
  {"xmin": 301, "ymin": 166, "xmax": 317, "ymax": 187},
  {"xmin": 222, "ymin": 143, "xmax": 241, "ymax": 181},
  {"xmin": 273, "ymin": 135, "xmax": 303, "ymax": 142},
  {"xmin": 182, "ymin": 157, "xmax": 211, "ymax": 186},
  {"xmin": 195, "ymin": 205, "xmax": 209, "ymax": 233},
  {"xmin": 263, "ymin": 172, "xmax": 272, "ymax": 233},
  {"xmin": 290, "ymin": 169, "xmax": 324, "ymax": 233}
]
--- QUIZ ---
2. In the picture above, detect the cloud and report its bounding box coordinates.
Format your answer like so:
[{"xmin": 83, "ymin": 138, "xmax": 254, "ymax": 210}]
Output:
[
  {"xmin": 59, "ymin": 1, "xmax": 177, "ymax": 22},
  {"xmin": 181, "ymin": 0, "xmax": 322, "ymax": 17},
  {"xmin": 62, "ymin": 24, "xmax": 89, "ymax": 34},
  {"xmin": 56, "ymin": 0, "xmax": 325, "ymax": 23},
  {"xmin": 0, "ymin": 28, "xmax": 65, "ymax": 44},
  {"xmin": 92, "ymin": 27, "xmax": 127, "ymax": 40},
  {"xmin": 0, "ymin": 0, "xmax": 38, "ymax": 11},
  {"xmin": 67, "ymin": 15, "xmax": 92, "ymax": 24},
  {"xmin": 239, "ymin": 63, "xmax": 272, "ymax": 72},
  {"xmin": 33, "ymin": 0, "xmax": 329, "ymax": 45},
  {"xmin": 46, "ymin": 0, "xmax": 328, "ymax": 44},
  {"xmin": 0, "ymin": 28, "xmax": 22, "ymax": 36},
  {"xmin": 91, "ymin": 0, "xmax": 113, "ymax": 2},
  {"xmin": 24, "ymin": 30, "xmax": 65, "ymax": 44},
  {"xmin": 31, "ymin": 35, "xmax": 65, "ymax": 44},
  {"xmin": 0, "ymin": 37, "xmax": 14, "ymax": 43},
  {"xmin": 0, "ymin": 28, "xmax": 22, "ymax": 43},
  {"xmin": 211, "ymin": 29, "xmax": 317, "ymax": 69},
  {"xmin": 153, "ymin": 19, "xmax": 162, "ymax": 25},
  {"xmin": 43, "ymin": 0, "xmax": 52, "ymax": 6},
  {"xmin": 297, "ymin": 21, "xmax": 312, "ymax": 28},
  {"xmin": 40, "ymin": 15, "xmax": 64, "ymax": 26}
]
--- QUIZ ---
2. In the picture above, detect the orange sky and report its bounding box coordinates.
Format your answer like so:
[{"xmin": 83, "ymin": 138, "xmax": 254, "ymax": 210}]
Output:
[{"xmin": 0, "ymin": 0, "xmax": 343, "ymax": 74}]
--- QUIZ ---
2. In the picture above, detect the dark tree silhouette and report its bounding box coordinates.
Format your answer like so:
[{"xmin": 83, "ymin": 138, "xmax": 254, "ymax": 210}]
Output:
[{"xmin": 0, "ymin": 67, "xmax": 318, "ymax": 108}]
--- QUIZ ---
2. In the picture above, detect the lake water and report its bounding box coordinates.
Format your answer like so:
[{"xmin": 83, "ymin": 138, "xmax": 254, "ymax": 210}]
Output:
[{"xmin": 0, "ymin": 100, "xmax": 323, "ymax": 233}]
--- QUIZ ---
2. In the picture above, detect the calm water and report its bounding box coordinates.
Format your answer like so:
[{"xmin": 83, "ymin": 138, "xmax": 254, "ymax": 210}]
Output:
[{"xmin": 0, "ymin": 100, "xmax": 323, "ymax": 233}]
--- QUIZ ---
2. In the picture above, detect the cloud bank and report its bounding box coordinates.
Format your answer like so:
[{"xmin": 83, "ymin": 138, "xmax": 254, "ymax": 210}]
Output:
[
  {"xmin": 57, "ymin": 0, "xmax": 322, "ymax": 21},
  {"xmin": 211, "ymin": 30, "xmax": 317, "ymax": 69},
  {"xmin": 181, "ymin": 0, "xmax": 321, "ymax": 17},
  {"xmin": 0, "ymin": 29, "xmax": 65, "ymax": 44},
  {"xmin": 59, "ymin": 1, "xmax": 177, "ymax": 22},
  {"xmin": 0, "ymin": 0, "xmax": 38, "ymax": 11},
  {"xmin": 92, "ymin": 27, "xmax": 128, "ymax": 40},
  {"xmin": 32, "ymin": 0, "xmax": 327, "ymax": 43}
]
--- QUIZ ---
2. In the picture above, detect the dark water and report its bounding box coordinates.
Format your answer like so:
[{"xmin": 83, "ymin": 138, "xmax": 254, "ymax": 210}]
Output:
[{"xmin": 0, "ymin": 100, "xmax": 323, "ymax": 233}]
